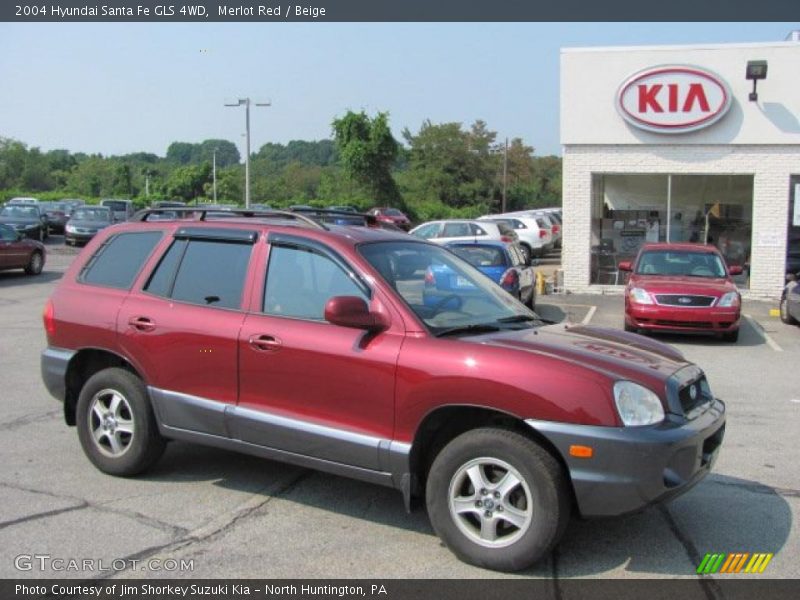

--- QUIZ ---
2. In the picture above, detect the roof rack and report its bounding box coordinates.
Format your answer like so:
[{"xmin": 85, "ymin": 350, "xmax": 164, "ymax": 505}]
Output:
[
  {"xmin": 289, "ymin": 207, "xmax": 378, "ymax": 226},
  {"xmin": 131, "ymin": 207, "xmax": 327, "ymax": 230}
]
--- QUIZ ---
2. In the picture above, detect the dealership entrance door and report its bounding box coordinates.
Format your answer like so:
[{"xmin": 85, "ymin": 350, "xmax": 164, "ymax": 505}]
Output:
[{"xmin": 590, "ymin": 173, "xmax": 753, "ymax": 287}]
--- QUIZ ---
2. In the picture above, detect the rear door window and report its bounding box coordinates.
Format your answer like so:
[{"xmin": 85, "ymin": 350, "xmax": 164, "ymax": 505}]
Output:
[
  {"xmin": 145, "ymin": 239, "xmax": 253, "ymax": 310},
  {"xmin": 80, "ymin": 232, "xmax": 163, "ymax": 289}
]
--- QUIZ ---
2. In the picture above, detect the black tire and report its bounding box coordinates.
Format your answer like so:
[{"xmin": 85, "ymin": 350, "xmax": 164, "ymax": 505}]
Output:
[
  {"xmin": 722, "ymin": 329, "xmax": 739, "ymax": 343},
  {"xmin": 519, "ymin": 244, "xmax": 532, "ymax": 266},
  {"xmin": 426, "ymin": 428, "xmax": 570, "ymax": 572},
  {"xmin": 38, "ymin": 227, "xmax": 45, "ymax": 242},
  {"xmin": 780, "ymin": 295, "xmax": 797, "ymax": 325},
  {"xmin": 526, "ymin": 290, "xmax": 536, "ymax": 311},
  {"xmin": 24, "ymin": 251, "xmax": 43, "ymax": 275},
  {"xmin": 624, "ymin": 321, "xmax": 636, "ymax": 333},
  {"xmin": 76, "ymin": 368, "xmax": 166, "ymax": 476}
]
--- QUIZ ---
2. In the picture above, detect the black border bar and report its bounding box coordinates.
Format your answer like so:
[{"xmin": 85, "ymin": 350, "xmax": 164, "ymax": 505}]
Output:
[{"xmin": 3, "ymin": 1, "xmax": 800, "ymax": 22}]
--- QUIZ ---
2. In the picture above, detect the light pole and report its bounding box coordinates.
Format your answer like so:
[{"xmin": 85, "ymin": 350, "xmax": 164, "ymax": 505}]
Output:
[{"xmin": 224, "ymin": 98, "xmax": 270, "ymax": 208}]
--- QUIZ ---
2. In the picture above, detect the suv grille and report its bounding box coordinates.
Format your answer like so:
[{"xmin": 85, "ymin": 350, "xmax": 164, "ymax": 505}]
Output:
[
  {"xmin": 655, "ymin": 294, "xmax": 715, "ymax": 307},
  {"xmin": 679, "ymin": 376, "xmax": 713, "ymax": 416}
]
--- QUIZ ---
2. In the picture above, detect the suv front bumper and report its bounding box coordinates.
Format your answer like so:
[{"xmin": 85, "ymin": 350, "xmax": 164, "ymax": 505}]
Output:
[{"xmin": 525, "ymin": 398, "xmax": 725, "ymax": 517}]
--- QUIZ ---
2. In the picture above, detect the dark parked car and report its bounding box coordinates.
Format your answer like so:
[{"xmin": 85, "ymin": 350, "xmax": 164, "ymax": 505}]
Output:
[
  {"xmin": 0, "ymin": 223, "xmax": 45, "ymax": 275},
  {"xmin": 0, "ymin": 204, "xmax": 49, "ymax": 241},
  {"xmin": 443, "ymin": 241, "xmax": 536, "ymax": 308},
  {"xmin": 41, "ymin": 208, "xmax": 725, "ymax": 572},
  {"xmin": 368, "ymin": 207, "xmax": 412, "ymax": 231},
  {"xmin": 620, "ymin": 243, "xmax": 742, "ymax": 342},
  {"xmin": 65, "ymin": 206, "xmax": 114, "ymax": 246},
  {"xmin": 40, "ymin": 201, "xmax": 71, "ymax": 234}
]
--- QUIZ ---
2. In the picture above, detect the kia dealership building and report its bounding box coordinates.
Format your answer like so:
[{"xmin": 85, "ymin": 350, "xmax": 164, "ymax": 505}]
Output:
[{"xmin": 560, "ymin": 40, "xmax": 800, "ymax": 298}]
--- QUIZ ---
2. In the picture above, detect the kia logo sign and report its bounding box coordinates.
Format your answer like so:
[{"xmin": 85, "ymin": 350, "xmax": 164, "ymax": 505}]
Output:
[{"xmin": 617, "ymin": 66, "xmax": 732, "ymax": 134}]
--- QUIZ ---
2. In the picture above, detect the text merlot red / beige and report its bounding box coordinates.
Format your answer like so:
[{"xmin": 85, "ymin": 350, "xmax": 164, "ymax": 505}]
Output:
[{"xmin": 219, "ymin": 5, "xmax": 327, "ymax": 17}]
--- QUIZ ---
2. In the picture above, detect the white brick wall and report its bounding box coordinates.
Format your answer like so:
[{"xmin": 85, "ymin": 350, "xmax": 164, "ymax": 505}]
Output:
[{"xmin": 562, "ymin": 145, "xmax": 800, "ymax": 299}]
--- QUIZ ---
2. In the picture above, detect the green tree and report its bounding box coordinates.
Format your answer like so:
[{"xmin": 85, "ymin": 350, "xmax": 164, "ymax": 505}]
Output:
[
  {"xmin": 163, "ymin": 162, "xmax": 212, "ymax": 202},
  {"xmin": 165, "ymin": 142, "xmax": 195, "ymax": 165},
  {"xmin": 332, "ymin": 111, "xmax": 402, "ymax": 206}
]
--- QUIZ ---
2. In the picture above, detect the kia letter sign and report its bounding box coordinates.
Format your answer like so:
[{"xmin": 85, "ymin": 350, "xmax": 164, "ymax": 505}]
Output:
[{"xmin": 617, "ymin": 66, "xmax": 732, "ymax": 134}]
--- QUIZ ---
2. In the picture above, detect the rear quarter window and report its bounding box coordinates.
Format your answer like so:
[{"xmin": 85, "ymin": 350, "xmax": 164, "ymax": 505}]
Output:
[{"xmin": 80, "ymin": 231, "xmax": 163, "ymax": 290}]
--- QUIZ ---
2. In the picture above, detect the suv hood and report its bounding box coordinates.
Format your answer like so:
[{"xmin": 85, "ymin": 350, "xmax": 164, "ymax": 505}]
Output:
[
  {"xmin": 0, "ymin": 217, "xmax": 39, "ymax": 226},
  {"xmin": 477, "ymin": 324, "xmax": 689, "ymax": 384}
]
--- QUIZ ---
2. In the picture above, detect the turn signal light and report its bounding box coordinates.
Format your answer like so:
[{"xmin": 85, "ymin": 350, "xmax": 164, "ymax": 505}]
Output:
[{"xmin": 569, "ymin": 445, "xmax": 594, "ymax": 458}]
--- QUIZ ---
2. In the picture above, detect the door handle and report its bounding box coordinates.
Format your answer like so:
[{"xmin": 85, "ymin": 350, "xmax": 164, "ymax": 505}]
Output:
[
  {"xmin": 128, "ymin": 316, "xmax": 156, "ymax": 332},
  {"xmin": 249, "ymin": 334, "xmax": 282, "ymax": 352}
]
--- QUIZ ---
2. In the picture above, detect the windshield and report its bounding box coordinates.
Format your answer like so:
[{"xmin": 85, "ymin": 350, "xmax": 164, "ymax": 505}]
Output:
[
  {"xmin": 384, "ymin": 208, "xmax": 403, "ymax": 217},
  {"xmin": 1, "ymin": 206, "xmax": 38, "ymax": 218},
  {"xmin": 359, "ymin": 241, "xmax": 540, "ymax": 335},
  {"xmin": 73, "ymin": 208, "xmax": 112, "ymax": 222},
  {"xmin": 102, "ymin": 201, "xmax": 129, "ymax": 211},
  {"xmin": 636, "ymin": 250, "xmax": 727, "ymax": 278}
]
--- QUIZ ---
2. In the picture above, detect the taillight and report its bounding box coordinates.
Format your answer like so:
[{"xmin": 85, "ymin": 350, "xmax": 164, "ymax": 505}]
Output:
[
  {"xmin": 500, "ymin": 235, "xmax": 513, "ymax": 243},
  {"xmin": 424, "ymin": 268, "xmax": 435, "ymax": 286},
  {"xmin": 539, "ymin": 230, "xmax": 547, "ymax": 239},
  {"xmin": 43, "ymin": 299, "xmax": 55, "ymax": 337},
  {"xmin": 501, "ymin": 270, "xmax": 519, "ymax": 288},
  {"xmin": 552, "ymin": 225, "xmax": 560, "ymax": 235}
]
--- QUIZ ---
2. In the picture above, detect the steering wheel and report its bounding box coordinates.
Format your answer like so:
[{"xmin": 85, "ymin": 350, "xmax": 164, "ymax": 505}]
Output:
[{"xmin": 430, "ymin": 294, "xmax": 464, "ymax": 314}]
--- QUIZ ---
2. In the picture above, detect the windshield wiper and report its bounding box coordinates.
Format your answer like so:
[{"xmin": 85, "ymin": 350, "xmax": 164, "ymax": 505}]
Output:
[
  {"xmin": 434, "ymin": 323, "xmax": 503, "ymax": 338},
  {"xmin": 497, "ymin": 314, "xmax": 557, "ymax": 325}
]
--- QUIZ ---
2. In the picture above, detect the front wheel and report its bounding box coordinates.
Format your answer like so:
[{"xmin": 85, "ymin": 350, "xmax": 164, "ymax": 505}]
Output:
[
  {"xmin": 426, "ymin": 428, "xmax": 570, "ymax": 572},
  {"xmin": 722, "ymin": 329, "xmax": 739, "ymax": 343},
  {"xmin": 76, "ymin": 368, "xmax": 166, "ymax": 476}
]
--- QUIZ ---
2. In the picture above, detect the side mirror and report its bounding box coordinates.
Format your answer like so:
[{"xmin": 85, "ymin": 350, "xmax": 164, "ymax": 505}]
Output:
[
  {"xmin": 728, "ymin": 265, "xmax": 744, "ymax": 276},
  {"xmin": 324, "ymin": 296, "xmax": 389, "ymax": 332},
  {"xmin": 618, "ymin": 261, "xmax": 633, "ymax": 272}
]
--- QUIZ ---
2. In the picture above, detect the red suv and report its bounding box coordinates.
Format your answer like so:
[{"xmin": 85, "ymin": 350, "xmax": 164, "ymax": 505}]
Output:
[
  {"xmin": 620, "ymin": 243, "xmax": 743, "ymax": 342},
  {"xmin": 41, "ymin": 208, "xmax": 725, "ymax": 572}
]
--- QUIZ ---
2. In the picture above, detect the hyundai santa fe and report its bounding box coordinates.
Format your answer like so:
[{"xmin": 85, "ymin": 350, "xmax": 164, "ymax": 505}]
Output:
[{"xmin": 41, "ymin": 207, "xmax": 725, "ymax": 572}]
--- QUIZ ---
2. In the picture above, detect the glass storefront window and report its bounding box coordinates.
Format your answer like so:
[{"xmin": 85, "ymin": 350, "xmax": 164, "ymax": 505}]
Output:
[{"xmin": 590, "ymin": 173, "xmax": 753, "ymax": 287}]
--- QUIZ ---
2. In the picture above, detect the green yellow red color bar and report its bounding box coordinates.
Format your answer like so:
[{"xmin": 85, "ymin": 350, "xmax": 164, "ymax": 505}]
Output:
[{"xmin": 696, "ymin": 552, "xmax": 774, "ymax": 574}]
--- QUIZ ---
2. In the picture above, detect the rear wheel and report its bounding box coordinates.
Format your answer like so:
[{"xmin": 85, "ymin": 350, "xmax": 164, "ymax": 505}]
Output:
[
  {"xmin": 76, "ymin": 368, "xmax": 166, "ymax": 476},
  {"xmin": 780, "ymin": 295, "xmax": 797, "ymax": 325},
  {"xmin": 37, "ymin": 227, "xmax": 45, "ymax": 242},
  {"xmin": 24, "ymin": 251, "xmax": 43, "ymax": 275},
  {"xmin": 426, "ymin": 428, "xmax": 570, "ymax": 572}
]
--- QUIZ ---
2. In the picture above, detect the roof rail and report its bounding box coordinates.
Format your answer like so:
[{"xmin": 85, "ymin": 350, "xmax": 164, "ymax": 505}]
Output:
[
  {"xmin": 289, "ymin": 207, "xmax": 377, "ymax": 226},
  {"xmin": 130, "ymin": 207, "xmax": 327, "ymax": 230}
]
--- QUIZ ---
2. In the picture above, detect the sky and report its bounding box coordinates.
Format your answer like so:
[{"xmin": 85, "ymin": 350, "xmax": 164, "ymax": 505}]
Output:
[{"xmin": 0, "ymin": 22, "xmax": 798, "ymax": 158}]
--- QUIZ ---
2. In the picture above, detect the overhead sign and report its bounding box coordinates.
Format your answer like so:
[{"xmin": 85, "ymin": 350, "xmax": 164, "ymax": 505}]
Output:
[{"xmin": 617, "ymin": 66, "xmax": 732, "ymax": 134}]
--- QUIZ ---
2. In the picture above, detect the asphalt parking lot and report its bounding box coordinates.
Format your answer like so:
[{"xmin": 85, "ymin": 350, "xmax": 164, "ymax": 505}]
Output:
[{"xmin": 1, "ymin": 238, "xmax": 798, "ymax": 585}]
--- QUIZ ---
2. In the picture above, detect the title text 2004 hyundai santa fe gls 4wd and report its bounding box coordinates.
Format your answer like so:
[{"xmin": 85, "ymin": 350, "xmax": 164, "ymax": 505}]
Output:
[{"xmin": 41, "ymin": 208, "xmax": 725, "ymax": 572}]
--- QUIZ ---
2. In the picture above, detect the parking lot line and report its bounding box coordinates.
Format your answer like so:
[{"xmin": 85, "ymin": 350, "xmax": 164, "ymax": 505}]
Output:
[
  {"xmin": 581, "ymin": 305, "xmax": 597, "ymax": 325},
  {"xmin": 744, "ymin": 314, "xmax": 783, "ymax": 352}
]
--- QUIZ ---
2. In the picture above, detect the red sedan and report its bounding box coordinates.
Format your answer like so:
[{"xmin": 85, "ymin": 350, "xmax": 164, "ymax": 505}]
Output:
[
  {"xmin": 0, "ymin": 223, "xmax": 46, "ymax": 275},
  {"xmin": 367, "ymin": 207, "xmax": 412, "ymax": 231},
  {"xmin": 619, "ymin": 243, "xmax": 742, "ymax": 342}
]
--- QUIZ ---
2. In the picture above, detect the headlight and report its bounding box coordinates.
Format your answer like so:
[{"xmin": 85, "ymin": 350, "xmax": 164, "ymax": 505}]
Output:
[
  {"xmin": 65, "ymin": 225, "xmax": 77, "ymax": 233},
  {"xmin": 25, "ymin": 224, "xmax": 38, "ymax": 230},
  {"xmin": 613, "ymin": 381, "xmax": 665, "ymax": 426},
  {"xmin": 629, "ymin": 287, "xmax": 654, "ymax": 305},
  {"xmin": 717, "ymin": 292, "xmax": 740, "ymax": 308}
]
